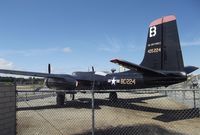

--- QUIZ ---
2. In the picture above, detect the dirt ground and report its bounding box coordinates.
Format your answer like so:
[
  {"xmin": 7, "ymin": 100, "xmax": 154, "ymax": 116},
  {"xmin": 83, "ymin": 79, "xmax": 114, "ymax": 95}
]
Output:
[{"xmin": 17, "ymin": 92, "xmax": 200, "ymax": 135}]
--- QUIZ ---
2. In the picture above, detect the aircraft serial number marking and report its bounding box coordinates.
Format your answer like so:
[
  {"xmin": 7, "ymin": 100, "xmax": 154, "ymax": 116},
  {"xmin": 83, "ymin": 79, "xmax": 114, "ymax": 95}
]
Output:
[
  {"xmin": 148, "ymin": 48, "xmax": 161, "ymax": 54},
  {"xmin": 121, "ymin": 79, "xmax": 136, "ymax": 85},
  {"xmin": 147, "ymin": 42, "xmax": 161, "ymax": 47}
]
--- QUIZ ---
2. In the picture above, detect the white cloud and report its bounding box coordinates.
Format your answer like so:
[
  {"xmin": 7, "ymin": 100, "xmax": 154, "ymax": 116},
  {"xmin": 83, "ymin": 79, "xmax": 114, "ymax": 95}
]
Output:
[
  {"xmin": 0, "ymin": 58, "xmax": 13, "ymax": 69},
  {"xmin": 99, "ymin": 37, "xmax": 121, "ymax": 52},
  {"xmin": 127, "ymin": 44, "xmax": 145, "ymax": 52},
  {"xmin": 99, "ymin": 44, "xmax": 120, "ymax": 52},
  {"xmin": 182, "ymin": 38, "xmax": 200, "ymax": 47},
  {"xmin": 0, "ymin": 47, "xmax": 72, "ymax": 56},
  {"xmin": 63, "ymin": 47, "xmax": 72, "ymax": 53},
  {"xmin": 98, "ymin": 36, "xmax": 145, "ymax": 53},
  {"xmin": 0, "ymin": 58, "xmax": 42, "ymax": 78}
]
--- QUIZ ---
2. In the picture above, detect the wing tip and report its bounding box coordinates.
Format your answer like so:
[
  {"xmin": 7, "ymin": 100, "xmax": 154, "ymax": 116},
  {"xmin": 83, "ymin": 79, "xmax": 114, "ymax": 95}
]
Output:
[{"xmin": 110, "ymin": 59, "xmax": 119, "ymax": 63}]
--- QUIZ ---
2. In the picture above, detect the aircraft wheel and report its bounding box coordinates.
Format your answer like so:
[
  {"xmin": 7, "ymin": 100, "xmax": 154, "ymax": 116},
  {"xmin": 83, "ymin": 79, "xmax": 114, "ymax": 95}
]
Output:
[
  {"xmin": 56, "ymin": 93, "xmax": 65, "ymax": 106},
  {"xmin": 109, "ymin": 92, "xmax": 118, "ymax": 102}
]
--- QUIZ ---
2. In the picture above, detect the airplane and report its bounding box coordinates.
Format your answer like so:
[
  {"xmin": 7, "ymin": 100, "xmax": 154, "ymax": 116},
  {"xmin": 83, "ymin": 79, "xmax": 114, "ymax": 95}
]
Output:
[{"xmin": 0, "ymin": 15, "xmax": 198, "ymax": 106}]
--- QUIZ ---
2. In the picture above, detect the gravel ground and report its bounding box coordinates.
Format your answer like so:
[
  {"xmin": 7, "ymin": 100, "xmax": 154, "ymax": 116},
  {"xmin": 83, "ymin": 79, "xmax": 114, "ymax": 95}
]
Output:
[{"xmin": 17, "ymin": 92, "xmax": 200, "ymax": 135}]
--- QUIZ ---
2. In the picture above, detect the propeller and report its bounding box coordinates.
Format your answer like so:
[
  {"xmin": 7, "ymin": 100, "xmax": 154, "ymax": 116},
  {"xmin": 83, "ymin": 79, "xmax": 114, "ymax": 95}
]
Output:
[
  {"xmin": 48, "ymin": 64, "xmax": 51, "ymax": 74},
  {"xmin": 92, "ymin": 66, "xmax": 95, "ymax": 73}
]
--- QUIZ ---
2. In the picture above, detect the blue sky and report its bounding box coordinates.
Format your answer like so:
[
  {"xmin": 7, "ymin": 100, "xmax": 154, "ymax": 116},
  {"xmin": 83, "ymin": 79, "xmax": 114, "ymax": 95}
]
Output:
[{"xmin": 0, "ymin": 0, "xmax": 200, "ymax": 75}]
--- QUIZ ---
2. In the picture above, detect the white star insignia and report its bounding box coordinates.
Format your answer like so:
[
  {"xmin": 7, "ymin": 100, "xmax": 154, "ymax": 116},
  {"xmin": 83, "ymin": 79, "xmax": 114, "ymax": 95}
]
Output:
[{"xmin": 108, "ymin": 77, "xmax": 120, "ymax": 85}]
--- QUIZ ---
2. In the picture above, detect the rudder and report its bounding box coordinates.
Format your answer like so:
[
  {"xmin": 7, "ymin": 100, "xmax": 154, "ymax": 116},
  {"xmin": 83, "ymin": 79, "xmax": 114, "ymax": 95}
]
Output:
[{"xmin": 140, "ymin": 15, "xmax": 184, "ymax": 71}]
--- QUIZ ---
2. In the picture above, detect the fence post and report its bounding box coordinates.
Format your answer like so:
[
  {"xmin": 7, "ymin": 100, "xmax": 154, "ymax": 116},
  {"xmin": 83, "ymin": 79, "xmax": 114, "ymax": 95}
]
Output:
[
  {"xmin": 92, "ymin": 88, "xmax": 95, "ymax": 135},
  {"xmin": 165, "ymin": 91, "xmax": 167, "ymax": 96},
  {"xmin": 91, "ymin": 66, "xmax": 95, "ymax": 135},
  {"xmin": 193, "ymin": 90, "xmax": 196, "ymax": 108}
]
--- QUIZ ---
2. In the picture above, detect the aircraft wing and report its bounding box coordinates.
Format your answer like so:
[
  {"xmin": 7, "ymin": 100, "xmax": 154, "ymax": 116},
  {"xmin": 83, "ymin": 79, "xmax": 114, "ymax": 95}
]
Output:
[
  {"xmin": 0, "ymin": 69, "xmax": 73, "ymax": 79},
  {"xmin": 111, "ymin": 59, "xmax": 166, "ymax": 76}
]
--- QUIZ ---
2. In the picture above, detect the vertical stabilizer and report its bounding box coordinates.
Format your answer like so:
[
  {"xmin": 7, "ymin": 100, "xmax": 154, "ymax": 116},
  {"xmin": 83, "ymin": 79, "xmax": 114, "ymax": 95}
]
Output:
[{"xmin": 140, "ymin": 15, "xmax": 184, "ymax": 71}]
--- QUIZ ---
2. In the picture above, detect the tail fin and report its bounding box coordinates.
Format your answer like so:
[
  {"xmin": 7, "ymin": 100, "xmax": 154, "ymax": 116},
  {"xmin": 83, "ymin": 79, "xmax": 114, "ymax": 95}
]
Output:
[{"xmin": 140, "ymin": 15, "xmax": 184, "ymax": 71}]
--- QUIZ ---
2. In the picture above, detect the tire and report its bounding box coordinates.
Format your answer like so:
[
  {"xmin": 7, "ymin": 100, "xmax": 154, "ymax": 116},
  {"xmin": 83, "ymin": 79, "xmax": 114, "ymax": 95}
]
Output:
[
  {"xmin": 109, "ymin": 92, "xmax": 118, "ymax": 102},
  {"xmin": 70, "ymin": 94, "xmax": 75, "ymax": 100},
  {"xmin": 56, "ymin": 93, "xmax": 65, "ymax": 106}
]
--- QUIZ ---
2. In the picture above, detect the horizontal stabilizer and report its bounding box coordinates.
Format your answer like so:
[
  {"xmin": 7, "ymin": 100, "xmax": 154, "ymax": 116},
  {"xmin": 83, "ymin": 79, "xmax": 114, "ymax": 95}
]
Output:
[
  {"xmin": 111, "ymin": 59, "xmax": 166, "ymax": 76},
  {"xmin": 184, "ymin": 66, "xmax": 199, "ymax": 74}
]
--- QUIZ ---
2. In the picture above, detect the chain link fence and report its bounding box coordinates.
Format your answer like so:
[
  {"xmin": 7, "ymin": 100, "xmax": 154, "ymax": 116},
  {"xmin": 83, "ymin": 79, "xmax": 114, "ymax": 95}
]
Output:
[{"xmin": 16, "ymin": 88, "xmax": 200, "ymax": 135}]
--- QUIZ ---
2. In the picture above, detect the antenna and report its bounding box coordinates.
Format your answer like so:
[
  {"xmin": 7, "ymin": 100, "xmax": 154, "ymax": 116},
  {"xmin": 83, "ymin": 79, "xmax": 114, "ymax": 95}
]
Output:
[{"xmin": 111, "ymin": 68, "xmax": 116, "ymax": 73}]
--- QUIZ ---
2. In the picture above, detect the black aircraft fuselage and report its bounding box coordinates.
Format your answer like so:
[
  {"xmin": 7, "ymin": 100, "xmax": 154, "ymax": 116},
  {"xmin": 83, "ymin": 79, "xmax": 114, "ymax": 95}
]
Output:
[
  {"xmin": 45, "ymin": 70, "xmax": 187, "ymax": 91},
  {"xmin": 0, "ymin": 15, "xmax": 198, "ymax": 105}
]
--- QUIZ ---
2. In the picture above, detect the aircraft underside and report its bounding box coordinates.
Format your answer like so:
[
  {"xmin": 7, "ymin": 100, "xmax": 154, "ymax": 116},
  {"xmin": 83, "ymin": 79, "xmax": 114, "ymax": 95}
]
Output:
[{"xmin": 53, "ymin": 74, "xmax": 187, "ymax": 106}]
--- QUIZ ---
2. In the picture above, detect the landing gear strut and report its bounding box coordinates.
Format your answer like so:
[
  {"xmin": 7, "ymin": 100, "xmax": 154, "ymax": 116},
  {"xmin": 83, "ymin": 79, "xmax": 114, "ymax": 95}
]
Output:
[
  {"xmin": 70, "ymin": 94, "xmax": 75, "ymax": 100},
  {"xmin": 109, "ymin": 92, "xmax": 118, "ymax": 102},
  {"xmin": 56, "ymin": 92, "xmax": 65, "ymax": 106}
]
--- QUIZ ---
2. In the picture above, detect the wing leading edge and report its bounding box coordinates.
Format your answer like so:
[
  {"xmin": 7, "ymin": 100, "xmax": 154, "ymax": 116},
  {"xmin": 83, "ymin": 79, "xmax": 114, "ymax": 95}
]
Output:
[
  {"xmin": 0, "ymin": 69, "xmax": 73, "ymax": 79},
  {"xmin": 110, "ymin": 59, "xmax": 166, "ymax": 76}
]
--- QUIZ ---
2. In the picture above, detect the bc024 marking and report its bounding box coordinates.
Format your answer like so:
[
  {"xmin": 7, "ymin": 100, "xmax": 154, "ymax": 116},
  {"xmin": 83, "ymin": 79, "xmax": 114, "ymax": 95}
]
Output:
[{"xmin": 121, "ymin": 79, "xmax": 136, "ymax": 85}]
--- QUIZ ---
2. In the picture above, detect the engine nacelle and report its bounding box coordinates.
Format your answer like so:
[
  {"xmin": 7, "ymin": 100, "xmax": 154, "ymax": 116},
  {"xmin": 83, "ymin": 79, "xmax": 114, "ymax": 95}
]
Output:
[{"xmin": 45, "ymin": 77, "xmax": 77, "ymax": 90}]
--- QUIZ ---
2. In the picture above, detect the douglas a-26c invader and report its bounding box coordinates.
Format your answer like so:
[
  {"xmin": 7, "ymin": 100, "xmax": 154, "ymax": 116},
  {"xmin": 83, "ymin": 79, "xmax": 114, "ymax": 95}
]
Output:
[{"xmin": 0, "ymin": 15, "xmax": 198, "ymax": 106}]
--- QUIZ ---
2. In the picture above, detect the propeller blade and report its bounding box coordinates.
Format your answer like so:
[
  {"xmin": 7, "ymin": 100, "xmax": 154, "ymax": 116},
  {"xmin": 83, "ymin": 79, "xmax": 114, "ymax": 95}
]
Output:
[
  {"xmin": 48, "ymin": 64, "xmax": 51, "ymax": 74},
  {"xmin": 92, "ymin": 66, "xmax": 94, "ymax": 73}
]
